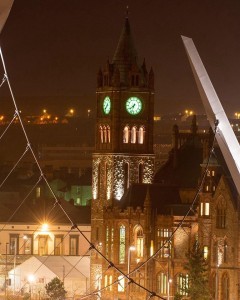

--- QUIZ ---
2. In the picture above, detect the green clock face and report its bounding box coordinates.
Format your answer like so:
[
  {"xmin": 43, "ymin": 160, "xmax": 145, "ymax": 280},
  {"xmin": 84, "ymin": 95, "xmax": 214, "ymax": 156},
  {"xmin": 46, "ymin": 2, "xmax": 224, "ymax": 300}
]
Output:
[
  {"xmin": 103, "ymin": 96, "xmax": 111, "ymax": 114},
  {"xmin": 126, "ymin": 97, "xmax": 142, "ymax": 115}
]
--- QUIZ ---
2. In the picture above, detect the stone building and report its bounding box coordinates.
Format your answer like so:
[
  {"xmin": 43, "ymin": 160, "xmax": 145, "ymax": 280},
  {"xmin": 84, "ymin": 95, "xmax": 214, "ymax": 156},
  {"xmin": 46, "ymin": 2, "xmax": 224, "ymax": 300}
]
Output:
[{"xmin": 90, "ymin": 14, "xmax": 239, "ymax": 300}]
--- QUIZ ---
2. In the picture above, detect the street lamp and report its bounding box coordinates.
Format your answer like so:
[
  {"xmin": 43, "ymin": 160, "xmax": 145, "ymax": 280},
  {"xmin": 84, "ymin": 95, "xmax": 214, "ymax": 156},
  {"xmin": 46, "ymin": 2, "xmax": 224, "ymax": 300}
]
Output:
[{"xmin": 127, "ymin": 246, "xmax": 135, "ymax": 300}]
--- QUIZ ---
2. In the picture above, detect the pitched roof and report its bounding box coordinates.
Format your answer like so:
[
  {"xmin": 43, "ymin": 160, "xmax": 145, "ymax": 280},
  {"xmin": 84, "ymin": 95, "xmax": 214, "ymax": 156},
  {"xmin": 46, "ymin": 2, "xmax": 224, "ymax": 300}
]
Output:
[{"xmin": 119, "ymin": 183, "xmax": 193, "ymax": 215}]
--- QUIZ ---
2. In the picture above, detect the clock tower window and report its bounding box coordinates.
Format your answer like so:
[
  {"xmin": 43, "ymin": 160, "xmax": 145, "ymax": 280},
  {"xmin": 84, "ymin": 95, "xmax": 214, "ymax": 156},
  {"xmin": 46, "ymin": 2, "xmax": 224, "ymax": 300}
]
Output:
[
  {"xmin": 138, "ymin": 126, "xmax": 145, "ymax": 144},
  {"xmin": 131, "ymin": 126, "xmax": 137, "ymax": 143},
  {"xmin": 139, "ymin": 163, "xmax": 144, "ymax": 183},
  {"xmin": 123, "ymin": 126, "xmax": 130, "ymax": 143},
  {"xmin": 99, "ymin": 125, "xmax": 111, "ymax": 143},
  {"xmin": 124, "ymin": 163, "xmax": 129, "ymax": 190}
]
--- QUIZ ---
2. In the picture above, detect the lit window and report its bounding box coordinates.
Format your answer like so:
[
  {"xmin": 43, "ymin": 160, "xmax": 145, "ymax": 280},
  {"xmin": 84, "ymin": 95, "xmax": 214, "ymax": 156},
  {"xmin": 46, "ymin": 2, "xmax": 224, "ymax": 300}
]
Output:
[
  {"xmin": 23, "ymin": 235, "xmax": 33, "ymax": 255},
  {"xmin": 69, "ymin": 235, "xmax": 79, "ymax": 255},
  {"xmin": 55, "ymin": 235, "xmax": 63, "ymax": 255},
  {"xmin": 107, "ymin": 125, "xmax": 111, "ymax": 143},
  {"xmin": 138, "ymin": 126, "xmax": 144, "ymax": 144},
  {"xmin": 203, "ymin": 246, "xmax": 209, "ymax": 260},
  {"xmin": 99, "ymin": 126, "xmax": 103, "ymax": 143},
  {"xmin": 119, "ymin": 225, "xmax": 126, "ymax": 264},
  {"xmin": 38, "ymin": 235, "xmax": 48, "ymax": 256},
  {"xmin": 212, "ymin": 170, "xmax": 215, "ymax": 176},
  {"xmin": 136, "ymin": 228, "xmax": 144, "ymax": 257},
  {"xmin": 103, "ymin": 126, "xmax": 107, "ymax": 143},
  {"xmin": 36, "ymin": 186, "xmax": 41, "ymax": 198},
  {"xmin": 157, "ymin": 228, "xmax": 172, "ymax": 258},
  {"xmin": 200, "ymin": 201, "xmax": 210, "ymax": 216},
  {"xmin": 9, "ymin": 235, "xmax": 19, "ymax": 255},
  {"xmin": 131, "ymin": 126, "xmax": 137, "ymax": 143},
  {"xmin": 123, "ymin": 126, "xmax": 130, "ymax": 143},
  {"xmin": 156, "ymin": 272, "xmax": 167, "ymax": 295},
  {"xmin": 176, "ymin": 273, "xmax": 189, "ymax": 296},
  {"xmin": 118, "ymin": 275, "xmax": 125, "ymax": 292}
]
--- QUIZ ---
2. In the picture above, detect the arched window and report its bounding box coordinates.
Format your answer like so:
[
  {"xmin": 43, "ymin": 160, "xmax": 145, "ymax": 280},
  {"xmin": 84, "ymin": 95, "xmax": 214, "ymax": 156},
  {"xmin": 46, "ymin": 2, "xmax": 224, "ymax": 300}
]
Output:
[
  {"xmin": 156, "ymin": 272, "xmax": 167, "ymax": 295},
  {"xmin": 221, "ymin": 273, "xmax": 229, "ymax": 300},
  {"xmin": 107, "ymin": 125, "xmax": 111, "ymax": 143},
  {"xmin": 139, "ymin": 163, "xmax": 144, "ymax": 183},
  {"xmin": 138, "ymin": 126, "xmax": 144, "ymax": 144},
  {"xmin": 135, "ymin": 227, "xmax": 144, "ymax": 257},
  {"xmin": 176, "ymin": 273, "xmax": 189, "ymax": 296},
  {"xmin": 103, "ymin": 126, "xmax": 107, "ymax": 143},
  {"xmin": 123, "ymin": 126, "xmax": 130, "ymax": 143},
  {"xmin": 224, "ymin": 240, "xmax": 228, "ymax": 263},
  {"xmin": 119, "ymin": 225, "xmax": 126, "ymax": 264},
  {"xmin": 131, "ymin": 126, "xmax": 137, "ymax": 143},
  {"xmin": 118, "ymin": 275, "xmax": 125, "ymax": 292},
  {"xmin": 216, "ymin": 197, "xmax": 226, "ymax": 228},
  {"xmin": 99, "ymin": 126, "xmax": 103, "ymax": 143}
]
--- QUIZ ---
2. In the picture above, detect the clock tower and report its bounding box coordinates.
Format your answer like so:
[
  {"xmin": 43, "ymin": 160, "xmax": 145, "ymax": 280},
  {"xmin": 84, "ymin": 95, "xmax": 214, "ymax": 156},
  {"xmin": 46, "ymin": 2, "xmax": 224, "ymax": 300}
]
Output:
[
  {"xmin": 92, "ymin": 16, "xmax": 155, "ymax": 203},
  {"xmin": 91, "ymin": 15, "xmax": 155, "ymax": 293}
]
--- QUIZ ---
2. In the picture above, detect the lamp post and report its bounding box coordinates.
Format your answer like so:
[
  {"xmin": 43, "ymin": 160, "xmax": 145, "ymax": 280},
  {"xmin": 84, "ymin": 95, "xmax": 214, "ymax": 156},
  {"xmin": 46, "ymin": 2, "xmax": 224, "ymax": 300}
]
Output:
[
  {"xmin": 127, "ymin": 246, "xmax": 135, "ymax": 300},
  {"xmin": 5, "ymin": 242, "xmax": 9, "ymax": 299}
]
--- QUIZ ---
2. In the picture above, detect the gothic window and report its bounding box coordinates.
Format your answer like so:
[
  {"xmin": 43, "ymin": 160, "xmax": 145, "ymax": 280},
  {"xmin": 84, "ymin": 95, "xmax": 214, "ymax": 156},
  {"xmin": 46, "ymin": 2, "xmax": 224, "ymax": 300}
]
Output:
[
  {"xmin": 107, "ymin": 125, "xmax": 111, "ymax": 143},
  {"xmin": 176, "ymin": 273, "xmax": 189, "ymax": 296},
  {"xmin": 203, "ymin": 246, "xmax": 209, "ymax": 260},
  {"xmin": 103, "ymin": 126, "xmax": 107, "ymax": 143},
  {"xmin": 139, "ymin": 163, "xmax": 144, "ymax": 183},
  {"xmin": 119, "ymin": 225, "xmax": 126, "ymax": 264},
  {"xmin": 104, "ymin": 275, "xmax": 113, "ymax": 291},
  {"xmin": 224, "ymin": 240, "xmax": 228, "ymax": 263},
  {"xmin": 135, "ymin": 227, "xmax": 144, "ymax": 257},
  {"xmin": 216, "ymin": 197, "xmax": 226, "ymax": 229},
  {"xmin": 213, "ymin": 241, "xmax": 218, "ymax": 264},
  {"xmin": 123, "ymin": 126, "xmax": 130, "ymax": 143},
  {"xmin": 118, "ymin": 275, "xmax": 125, "ymax": 292},
  {"xmin": 138, "ymin": 126, "xmax": 144, "ymax": 144},
  {"xmin": 221, "ymin": 273, "xmax": 229, "ymax": 300},
  {"xmin": 131, "ymin": 126, "xmax": 137, "ymax": 143},
  {"xmin": 156, "ymin": 272, "xmax": 167, "ymax": 295},
  {"xmin": 200, "ymin": 200, "xmax": 210, "ymax": 216},
  {"xmin": 99, "ymin": 126, "xmax": 103, "ymax": 143},
  {"xmin": 157, "ymin": 228, "xmax": 172, "ymax": 258}
]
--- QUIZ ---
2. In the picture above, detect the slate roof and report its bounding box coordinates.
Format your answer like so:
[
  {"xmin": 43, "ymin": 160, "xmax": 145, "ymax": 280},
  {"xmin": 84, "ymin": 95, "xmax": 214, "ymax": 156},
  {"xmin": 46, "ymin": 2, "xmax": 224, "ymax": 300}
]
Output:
[
  {"xmin": 112, "ymin": 17, "xmax": 138, "ymax": 85},
  {"xmin": 154, "ymin": 135, "xmax": 203, "ymax": 188},
  {"xmin": 119, "ymin": 183, "xmax": 194, "ymax": 216}
]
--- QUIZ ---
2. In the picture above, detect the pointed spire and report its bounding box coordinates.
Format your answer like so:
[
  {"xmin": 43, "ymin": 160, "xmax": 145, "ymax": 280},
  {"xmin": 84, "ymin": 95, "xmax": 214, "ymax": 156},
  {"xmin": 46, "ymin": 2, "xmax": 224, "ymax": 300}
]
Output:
[{"xmin": 112, "ymin": 15, "xmax": 138, "ymax": 86}]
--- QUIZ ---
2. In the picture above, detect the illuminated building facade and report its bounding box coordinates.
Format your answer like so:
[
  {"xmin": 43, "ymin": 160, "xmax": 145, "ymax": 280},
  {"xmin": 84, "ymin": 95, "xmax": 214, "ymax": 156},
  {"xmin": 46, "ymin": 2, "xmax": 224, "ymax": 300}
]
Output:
[{"xmin": 90, "ymin": 15, "xmax": 240, "ymax": 300}]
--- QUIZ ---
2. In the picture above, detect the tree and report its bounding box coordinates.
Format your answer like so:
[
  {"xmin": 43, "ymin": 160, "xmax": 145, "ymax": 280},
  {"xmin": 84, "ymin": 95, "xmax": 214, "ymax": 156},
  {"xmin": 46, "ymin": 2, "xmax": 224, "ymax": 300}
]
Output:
[
  {"xmin": 45, "ymin": 277, "xmax": 66, "ymax": 300},
  {"xmin": 184, "ymin": 241, "xmax": 211, "ymax": 300}
]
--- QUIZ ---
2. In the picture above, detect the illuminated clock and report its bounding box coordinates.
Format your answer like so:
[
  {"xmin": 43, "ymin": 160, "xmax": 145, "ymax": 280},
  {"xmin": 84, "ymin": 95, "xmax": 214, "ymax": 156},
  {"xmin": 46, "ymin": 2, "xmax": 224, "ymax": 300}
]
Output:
[
  {"xmin": 103, "ymin": 96, "xmax": 111, "ymax": 114},
  {"xmin": 126, "ymin": 97, "xmax": 142, "ymax": 115}
]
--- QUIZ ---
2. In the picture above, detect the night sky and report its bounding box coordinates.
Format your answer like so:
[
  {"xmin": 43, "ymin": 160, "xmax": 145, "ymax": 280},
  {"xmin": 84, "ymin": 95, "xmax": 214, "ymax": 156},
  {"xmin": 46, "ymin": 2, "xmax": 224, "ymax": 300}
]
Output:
[{"xmin": 0, "ymin": 0, "xmax": 240, "ymax": 116}]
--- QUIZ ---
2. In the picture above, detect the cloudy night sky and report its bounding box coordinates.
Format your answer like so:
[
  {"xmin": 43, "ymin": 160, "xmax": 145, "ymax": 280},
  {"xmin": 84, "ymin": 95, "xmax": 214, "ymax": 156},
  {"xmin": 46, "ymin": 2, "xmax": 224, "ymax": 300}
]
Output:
[{"xmin": 0, "ymin": 0, "xmax": 240, "ymax": 116}]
